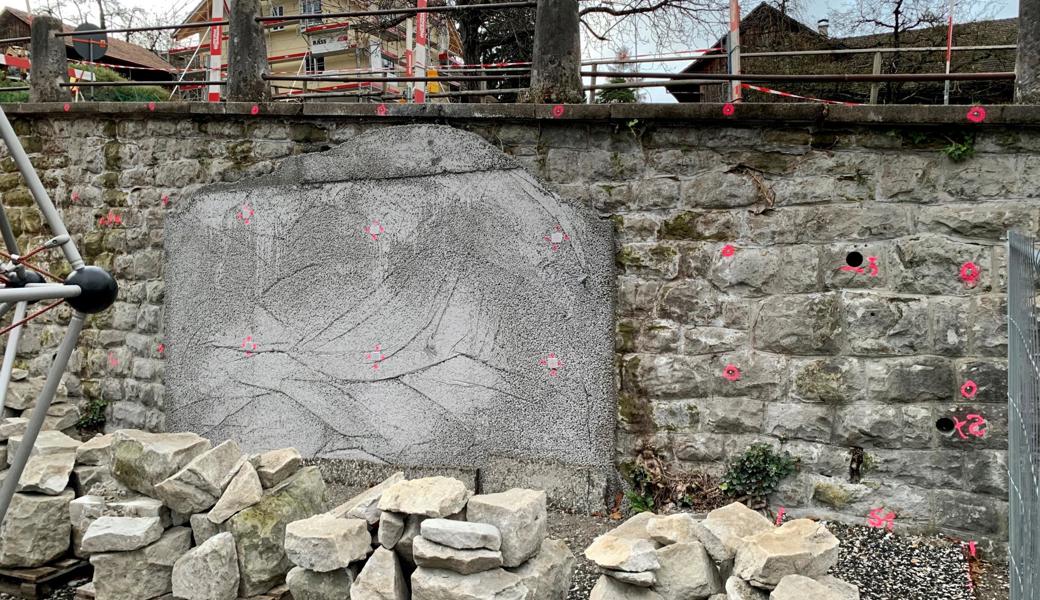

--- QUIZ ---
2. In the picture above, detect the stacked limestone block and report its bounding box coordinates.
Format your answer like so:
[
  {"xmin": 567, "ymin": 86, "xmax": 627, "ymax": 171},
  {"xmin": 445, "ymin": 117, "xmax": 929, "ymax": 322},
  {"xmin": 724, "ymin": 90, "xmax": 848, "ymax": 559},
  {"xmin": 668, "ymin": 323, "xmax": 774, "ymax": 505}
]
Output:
[
  {"xmin": 2, "ymin": 369, "xmax": 81, "ymax": 439},
  {"xmin": 584, "ymin": 502, "xmax": 859, "ymax": 600},
  {"xmin": 71, "ymin": 430, "xmax": 326, "ymax": 600},
  {"xmin": 282, "ymin": 475, "xmax": 575, "ymax": 600},
  {"xmin": 0, "ymin": 429, "xmax": 80, "ymax": 567}
]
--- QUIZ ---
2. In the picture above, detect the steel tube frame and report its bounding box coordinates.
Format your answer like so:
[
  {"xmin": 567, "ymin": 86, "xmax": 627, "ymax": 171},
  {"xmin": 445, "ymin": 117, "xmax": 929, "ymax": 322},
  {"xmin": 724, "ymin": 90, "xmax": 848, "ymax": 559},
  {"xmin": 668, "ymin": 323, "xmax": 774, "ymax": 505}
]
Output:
[
  {"xmin": 0, "ymin": 104, "xmax": 89, "ymax": 527},
  {"xmin": 0, "ymin": 312, "xmax": 85, "ymax": 523},
  {"xmin": 0, "ymin": 285, "xmax": 80, "ymax": 303},
  {"xmin": 0, "ymin": 301, "xmax": 27, "ymax": 407}
]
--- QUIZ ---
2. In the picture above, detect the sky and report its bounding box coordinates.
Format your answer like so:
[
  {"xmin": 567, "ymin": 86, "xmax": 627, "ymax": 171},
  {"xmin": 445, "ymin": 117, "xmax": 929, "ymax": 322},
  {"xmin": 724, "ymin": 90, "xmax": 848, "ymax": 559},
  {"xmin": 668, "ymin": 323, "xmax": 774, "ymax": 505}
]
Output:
[{"xmin": 1, "ymin": 0, "xmax": 1020, "ymax": 102}]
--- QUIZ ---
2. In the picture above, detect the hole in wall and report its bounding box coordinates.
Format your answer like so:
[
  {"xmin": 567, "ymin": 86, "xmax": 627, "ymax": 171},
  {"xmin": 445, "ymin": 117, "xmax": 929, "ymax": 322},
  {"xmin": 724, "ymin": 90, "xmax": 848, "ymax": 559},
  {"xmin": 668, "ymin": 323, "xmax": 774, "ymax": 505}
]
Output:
[
  {"xmin": 846, "ymin": 251, "xmax": 864, "ymax": 268},
  {"xmin": 849, "ymin": 446, "xmax": 864, "ymax": 483},
  {"xmin": 935, "ymin": 417, "xmax": 955, "ymax": 433}
]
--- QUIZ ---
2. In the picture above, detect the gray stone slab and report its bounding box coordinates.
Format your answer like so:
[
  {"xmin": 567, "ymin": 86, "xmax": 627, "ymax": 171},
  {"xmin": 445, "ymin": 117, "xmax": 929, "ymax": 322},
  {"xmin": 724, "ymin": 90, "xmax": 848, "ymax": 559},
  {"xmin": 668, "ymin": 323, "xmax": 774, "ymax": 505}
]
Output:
[{"xmin": 164, "ymin": 124, "xmax": 616, "ymax": 469}]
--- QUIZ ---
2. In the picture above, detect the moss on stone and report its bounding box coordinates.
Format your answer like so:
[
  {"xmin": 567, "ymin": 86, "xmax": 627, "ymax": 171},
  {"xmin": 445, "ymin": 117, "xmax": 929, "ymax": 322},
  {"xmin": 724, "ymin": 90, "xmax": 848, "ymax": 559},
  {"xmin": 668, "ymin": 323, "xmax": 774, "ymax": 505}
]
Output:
[
  {"xmin": 659, "ymin": 212, "xmax": 702, "ymax": 240},
  {"xmin": 616, "ymin": 246, "xmax": 645, "ymax": 268},
  {"xmin": 618, "ymin": 391, "xmax": 653, "ymax": 432},
  {"xmin": 616, "ymin": 320, "xmax": 638, "ymax": 351},
  {"xmin": 795, "ymin": 361, "xmax": 845, "ymax": 403},
  {"xmin": 813, "ymin": 482, "xmax": 853, "ymax": 508},
  {"xmin": 103, "ymin": 141, "xmax": 122, "ymax": 171},
  {"xmin": 226, "ymin": 140, "xmax": 254, "ymax": 165}
]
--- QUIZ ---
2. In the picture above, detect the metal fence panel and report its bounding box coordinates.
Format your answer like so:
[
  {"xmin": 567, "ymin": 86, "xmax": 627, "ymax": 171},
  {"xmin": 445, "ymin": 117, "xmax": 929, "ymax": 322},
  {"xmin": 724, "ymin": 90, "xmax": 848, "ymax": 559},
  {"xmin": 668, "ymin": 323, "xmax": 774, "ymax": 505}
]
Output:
[{"xmin": 1008, "ymin": 230, "xmax": 1040, "ymax": 600}]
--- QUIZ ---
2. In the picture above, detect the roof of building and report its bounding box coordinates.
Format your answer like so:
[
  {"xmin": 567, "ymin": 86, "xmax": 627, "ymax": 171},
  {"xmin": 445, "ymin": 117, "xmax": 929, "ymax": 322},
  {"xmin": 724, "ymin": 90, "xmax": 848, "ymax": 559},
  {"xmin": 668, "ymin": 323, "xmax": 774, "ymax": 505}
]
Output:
[
  {"xmin": 1, "ymin": 7, "xmax": 174, "ymax": 72},
  {"xmin": 668, "ymin": 2, "xmax": 1016, "ymax": 103}
]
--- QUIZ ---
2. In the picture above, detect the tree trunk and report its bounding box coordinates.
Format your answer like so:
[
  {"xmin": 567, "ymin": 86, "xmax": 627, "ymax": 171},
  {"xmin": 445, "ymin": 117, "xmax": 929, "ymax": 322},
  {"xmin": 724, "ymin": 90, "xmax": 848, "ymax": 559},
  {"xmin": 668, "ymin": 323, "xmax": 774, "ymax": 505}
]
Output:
[
  {"xmin": 526, "ymin": 0, "xmax": 583, "ymax": 103},
  {"xmin": 1016, "ymin": 0, "xmax": 1040, "ymax": 102}
]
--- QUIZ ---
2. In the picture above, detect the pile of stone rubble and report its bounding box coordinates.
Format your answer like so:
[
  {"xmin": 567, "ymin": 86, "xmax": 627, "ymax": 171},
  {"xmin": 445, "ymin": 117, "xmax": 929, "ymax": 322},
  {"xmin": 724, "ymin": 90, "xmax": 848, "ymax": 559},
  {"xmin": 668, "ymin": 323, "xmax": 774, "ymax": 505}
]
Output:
[
  {"xmin": 0, "ymin": 427, "xmax": 577, "ymax": 600},
  {"xmin": 288, "ymin": 473, "xmax": 574, "ymax": 599},
  {"xmin": 584, "ymin": 502, "xmax": 860, "ymax": 600}
]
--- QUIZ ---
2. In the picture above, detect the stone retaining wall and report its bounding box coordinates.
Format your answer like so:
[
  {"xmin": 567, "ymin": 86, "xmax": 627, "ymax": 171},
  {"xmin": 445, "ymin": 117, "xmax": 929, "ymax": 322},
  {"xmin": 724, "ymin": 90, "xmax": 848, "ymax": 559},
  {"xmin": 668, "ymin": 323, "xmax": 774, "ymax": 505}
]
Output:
[{"xmin": 0, "ymin": 103, "xmax": 1030, "ymax": 544}]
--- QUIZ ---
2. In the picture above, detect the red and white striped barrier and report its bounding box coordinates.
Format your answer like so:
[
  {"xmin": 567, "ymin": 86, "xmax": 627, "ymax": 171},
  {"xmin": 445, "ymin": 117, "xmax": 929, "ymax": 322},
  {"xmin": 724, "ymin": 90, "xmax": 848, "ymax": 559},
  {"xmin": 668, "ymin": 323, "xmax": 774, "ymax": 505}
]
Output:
[
  {"xmin": 0, "ymin": 54, "xmax": 94, "ymax": 81},
  {"xmin": 740, "ymin": 83, "xmax": 862, "ymax": 106}
]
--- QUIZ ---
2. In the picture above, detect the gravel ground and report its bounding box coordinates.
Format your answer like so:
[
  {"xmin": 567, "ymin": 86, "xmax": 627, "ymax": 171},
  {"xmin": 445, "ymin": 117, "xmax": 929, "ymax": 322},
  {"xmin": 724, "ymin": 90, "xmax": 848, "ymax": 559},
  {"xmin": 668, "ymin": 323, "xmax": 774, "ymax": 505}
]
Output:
[
  {"xmin": 549, "ymin": 510, "xmax": 1011, "ymax": 600},
  {"xmin": 0, "ymin": 515, "xmax": 1009, "ymax": 600}
]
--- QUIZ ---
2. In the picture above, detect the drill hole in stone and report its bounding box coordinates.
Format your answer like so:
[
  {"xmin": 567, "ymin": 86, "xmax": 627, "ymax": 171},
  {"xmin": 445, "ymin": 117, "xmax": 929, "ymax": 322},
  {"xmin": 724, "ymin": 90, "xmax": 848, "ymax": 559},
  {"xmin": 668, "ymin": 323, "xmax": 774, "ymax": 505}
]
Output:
[
  {"xmin": 846, "ymin": 251, "xmax": 864, "ymax": 268},
  {"xmin": 936, "ymin": 417, "xmax": 955, "ymax": 433}
]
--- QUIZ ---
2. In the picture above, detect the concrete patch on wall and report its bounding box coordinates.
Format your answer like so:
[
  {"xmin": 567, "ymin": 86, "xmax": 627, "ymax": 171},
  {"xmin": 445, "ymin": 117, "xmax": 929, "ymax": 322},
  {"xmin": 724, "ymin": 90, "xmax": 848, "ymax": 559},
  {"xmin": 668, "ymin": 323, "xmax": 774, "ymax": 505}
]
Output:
[{"xmin": 163, "ymin": 124, "xmax": 616, "ymax": 469}]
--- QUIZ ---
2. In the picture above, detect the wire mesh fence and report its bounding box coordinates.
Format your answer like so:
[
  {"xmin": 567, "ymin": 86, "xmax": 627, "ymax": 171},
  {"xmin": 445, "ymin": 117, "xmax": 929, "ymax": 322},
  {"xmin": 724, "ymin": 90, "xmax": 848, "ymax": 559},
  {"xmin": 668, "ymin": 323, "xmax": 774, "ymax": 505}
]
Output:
[{"xmin": 1007, "ymin": 230, "xmax": 1040, "ymax": 600}]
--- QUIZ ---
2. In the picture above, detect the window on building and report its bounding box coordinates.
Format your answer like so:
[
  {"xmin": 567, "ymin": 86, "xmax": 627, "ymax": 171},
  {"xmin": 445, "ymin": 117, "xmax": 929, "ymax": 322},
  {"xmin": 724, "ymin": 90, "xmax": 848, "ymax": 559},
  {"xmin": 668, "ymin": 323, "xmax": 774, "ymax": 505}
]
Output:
[
  {"xmin": 301, "ymin": 0, "xmax": 322, "ymax": 26},
  {"xmin": 270, "ymin": 5, "xmax": 284, "ymax": 31},
  {"xmin": 305, "ymin": 53, "xmax": 325, "ymax": 73}
]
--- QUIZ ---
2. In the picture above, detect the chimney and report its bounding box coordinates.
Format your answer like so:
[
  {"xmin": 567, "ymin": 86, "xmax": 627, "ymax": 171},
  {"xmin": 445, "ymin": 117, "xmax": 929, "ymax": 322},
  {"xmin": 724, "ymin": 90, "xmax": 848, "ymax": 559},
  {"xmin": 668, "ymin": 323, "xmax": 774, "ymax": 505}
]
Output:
[{"xmin": 818, "ymin": 19, "xmax": 830, "ymax": 37}]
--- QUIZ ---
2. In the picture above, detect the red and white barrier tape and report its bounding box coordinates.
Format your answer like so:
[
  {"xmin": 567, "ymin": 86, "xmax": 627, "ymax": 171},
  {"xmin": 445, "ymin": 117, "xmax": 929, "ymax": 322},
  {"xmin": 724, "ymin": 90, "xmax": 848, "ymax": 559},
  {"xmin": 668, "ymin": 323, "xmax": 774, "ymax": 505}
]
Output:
[{"xmin": 740, "ymin": 83, "xmax": 861, "ymax": 106}]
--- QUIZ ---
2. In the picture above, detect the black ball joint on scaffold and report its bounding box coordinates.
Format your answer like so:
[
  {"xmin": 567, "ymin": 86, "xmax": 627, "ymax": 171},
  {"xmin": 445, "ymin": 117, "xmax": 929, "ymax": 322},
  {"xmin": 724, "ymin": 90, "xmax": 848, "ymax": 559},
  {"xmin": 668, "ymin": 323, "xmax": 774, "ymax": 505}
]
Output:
[
  {"xmin": 4, "ymin": 269, "xmax": 45, "ymax": 287},
  {"xmin": 64, "ymin": 265, "xmax": 118, "ymax": 314}
]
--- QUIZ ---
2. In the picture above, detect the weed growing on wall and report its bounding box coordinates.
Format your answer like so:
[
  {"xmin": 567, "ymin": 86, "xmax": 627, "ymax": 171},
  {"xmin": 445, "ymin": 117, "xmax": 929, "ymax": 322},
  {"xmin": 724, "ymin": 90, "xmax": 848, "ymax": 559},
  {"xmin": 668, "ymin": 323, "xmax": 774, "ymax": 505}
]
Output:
[{"xmin": 720, "ymin": 443, "xmax": 799, "ymax": 509}]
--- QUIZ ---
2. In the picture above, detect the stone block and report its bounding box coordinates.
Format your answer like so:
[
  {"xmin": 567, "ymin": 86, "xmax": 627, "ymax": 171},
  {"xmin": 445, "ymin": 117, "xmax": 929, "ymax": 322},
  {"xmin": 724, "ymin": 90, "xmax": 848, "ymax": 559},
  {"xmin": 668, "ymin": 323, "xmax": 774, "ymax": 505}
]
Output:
[
  {"xmin": 682, "ymin": 326, "xmax": 747, "ymax": 355},
  {"xmin": 16, "ymin": 452, "xmax": 75, "ymax": 495},
  {"xmin": 209, "ymin": 459, "xmax": 263, "ymax": 523},
  {"xmin": 589, "ymin": 575, "xmax": 664, "ymax": 599},
  {"xmin": 931, "ymin": 296, "xmax": 971, "ymax": 356},
  {"xmin": 171, "ymin": 532, "xmax": 240, "ymax": 600},
  {"xmin": 507, "ymin": 538, "xmax": 574, "ymax": 600},
  {"xmin": 842, "ymin": 293, "xmax": 929, "ymax": 355},
  {"xmin": 698, "ymin": 502, "xmax": 773, "ymax": 563},
  {"xmin": 378, "ymin": 476, "xmax": 470, "ymax": 518},
  {"xmin": 378, "ymin": 511, "xmax": 406, "ymax": 548},
  {"xmin": 833, "ymin": 404, "xmax": 935, "ymax": 449},
  {"xmin": 90, "ymin": 527, "xmax": 192, "ymax": 600},
  {"xmin": 725, "ymin": 575, "xmax": 767, "ymax": 599},
  {"xmin": 351, "ymin": 546, "xmax": 407, "ymax": 600},
  {"xmin": 659, "ymin": 279, "xmax": 720, "ymax": 324},
  {"xmin": 865, "ymin": 356, "xmax": 953, "ymax": 403},
  {"xmin": 893, "ymin": 235, "xmax": 990, "ymax": 295},
  {"xmin": 617, "ymin": 243, "xmax": 680, "ymax": 280},
  {"xmin": 754, "ymin": 293, "xmax": 843, "ymax": 355},
  {"xmin": 771, "ymin": 574, "xmax": 849, "ymax": 600},
  {"xmin": 603, "ymin": 569, "xmax": 655, "ymax": 587},
  {"xmin": 584, "ymin": 535, "xmax": 659, "ymax": 573},
  {"xmin": 708, "ymin": 245, "xmax": 820, "ymax": 296},
  {"xmin": 70, "ymin": 495, "xmax": 106, "ymax": 558},
  {"xmin": 154, "ymin": 439, "xmax": 245, "ymax": 513},
  {"xmin": 420, "ymin": 518, "xmax": 501, "ymax": 551},
  {"xmin": 971, "ymin": 295, "xmax": 1007, "ymax": 357},
  {"xmin": 746, "ymin": 205, "xmax": 910, "ymax": 245},
  {"xmin": 82, "ymin": 516, "xmax": 163, "ymax": 553},
  {"xmin": 329, "ymin": 471, "xmax": 405, "ymax": 525},
  {"xmin": 110, "ymin": 429, "xmax": 211, "ymax": 496},
  {"xmin": 646, "ymin": 513, "xmax": 698, "ymax": 545},
  {"xmin": 7, "ymin": 430, "xmax": 81, "ymax": 462},
  {"xmin": 733, "ymin": 519, "xmax": 839, "ymax": 588},
  {"xmin": 226, "ymin": 466, "xmax": 327, "ymax": 596},
  {"xmin": 789, "ymin": 358, "xmax": 865, "ymax": 404},
  {"xmin": 190, "ymin": 512, "xmax": 221, "ymax": 545},
  {"xmin": 0, "ymin": 489, "xmax": 73, "ymax": 567},
  {"xmin": 467, "ymin": 488, "xmax": 547, "ymax": 567},
  {"xmin": 287, "ymin": 566, "xmax": 353, "ymax": 600},
  {"xmin": 412, "ymin": 536, "xmax": 503, "ymax": 575},
  {"xmin": 410, "ymin": 567, "xmax": 528, "ymax": 600},
  {"xmin": 762, "ymin": 404, "xmax": 833, "ymax": 443},
  {"xmin": 659, "ymin": 210, "xmax": 739, "ymax": 242},
  {"xmin": 654, "ymin": 541, "xmax": 723, "ymax": 598},
  {"xmin": 252, "ymin": 447, "xmax": 302, "ymax": 488},
  {"xmin": 285, "ymin": 514, "xmax": 370, "ymax": 572}
]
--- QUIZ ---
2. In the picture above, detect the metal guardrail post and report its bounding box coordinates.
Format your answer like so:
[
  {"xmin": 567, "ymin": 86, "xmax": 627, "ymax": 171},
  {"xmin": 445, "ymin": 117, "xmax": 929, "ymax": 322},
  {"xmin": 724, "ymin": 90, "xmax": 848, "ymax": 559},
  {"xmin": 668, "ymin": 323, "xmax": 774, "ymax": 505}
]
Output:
[
  {"xmin": 227, "ymin": 0, "xmax": 271, "ymax": 102},
  {"xmin": 29, "ymin": 15, "xmax": 70, "ymax": 103},
  {"xmin": 870, "ymin": 51, "xmax": 882, "ymax": 104},
  {"xmin": 587, "ymin": 63, "xmax": 597, "ymax": 104}
]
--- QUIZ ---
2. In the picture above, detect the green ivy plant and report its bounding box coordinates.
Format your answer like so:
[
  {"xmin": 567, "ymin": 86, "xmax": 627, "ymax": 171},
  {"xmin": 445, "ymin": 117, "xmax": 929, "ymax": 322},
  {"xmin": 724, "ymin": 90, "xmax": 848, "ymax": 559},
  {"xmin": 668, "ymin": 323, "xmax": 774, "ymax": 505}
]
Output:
[
  {"xmin": 941, "ymin": 134, "xmax": 976, "ymax": 162},
  {"xmin": 719, "ymin": 443, "xmax": 798, "ymax": 509},
  {"xmin": 76, "ymin": 397, "xmax": 108, "ymax": 432}
]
